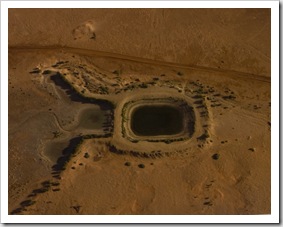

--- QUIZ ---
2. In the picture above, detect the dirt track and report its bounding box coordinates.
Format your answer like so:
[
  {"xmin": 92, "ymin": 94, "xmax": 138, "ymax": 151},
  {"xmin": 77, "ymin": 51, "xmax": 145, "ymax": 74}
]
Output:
[{"xmin": 9, "ymin": 46, "xmax": 270, "ymax": 83}]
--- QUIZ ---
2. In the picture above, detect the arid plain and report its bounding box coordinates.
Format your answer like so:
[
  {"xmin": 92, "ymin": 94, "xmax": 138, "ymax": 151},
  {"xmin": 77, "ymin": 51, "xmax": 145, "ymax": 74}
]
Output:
[{"xmin": 8, "ymin": 8, "xmax": 270, "ymax": 215}]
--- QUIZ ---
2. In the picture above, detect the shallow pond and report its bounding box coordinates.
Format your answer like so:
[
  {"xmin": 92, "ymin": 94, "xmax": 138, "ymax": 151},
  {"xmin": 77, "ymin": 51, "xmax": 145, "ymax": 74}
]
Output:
[
  {"xmin": 76, "ymin": 107, "xmax": 107, "ymax": 130},
  {"xmin": 45, "ymin": 107, "xmax": 108, "ymax": 163},
  {"xmin": 45, "ymin": 139, "xmax": 70, "ymax": 163}
]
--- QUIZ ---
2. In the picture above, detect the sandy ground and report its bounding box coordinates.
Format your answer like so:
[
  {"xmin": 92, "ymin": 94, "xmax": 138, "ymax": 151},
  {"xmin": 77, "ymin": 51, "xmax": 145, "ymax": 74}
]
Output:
[{"xmin": 8, "ymin": 8, "xmax": 270, "ymax": 215}]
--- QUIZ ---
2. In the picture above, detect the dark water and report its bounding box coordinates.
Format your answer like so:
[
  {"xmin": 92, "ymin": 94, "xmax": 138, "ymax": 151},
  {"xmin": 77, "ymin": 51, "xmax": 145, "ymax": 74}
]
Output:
[{"xmin": 131, "ymin": 105, "xmax": 183, "ymax": 136}]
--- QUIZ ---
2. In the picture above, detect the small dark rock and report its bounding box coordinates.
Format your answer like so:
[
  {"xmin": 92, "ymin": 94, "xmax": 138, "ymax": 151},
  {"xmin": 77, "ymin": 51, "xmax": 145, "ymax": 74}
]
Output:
[{"xmin": 138, "ymin": 164, "xmax": 145, "ymax": 169}]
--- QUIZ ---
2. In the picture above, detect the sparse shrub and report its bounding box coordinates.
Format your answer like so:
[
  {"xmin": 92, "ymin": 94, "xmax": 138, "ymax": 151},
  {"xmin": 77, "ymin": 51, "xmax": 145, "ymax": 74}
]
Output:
[
  {"xmin": 99, "ymin": 86, "xmax": 109, "ymax": 94},
  {"xmin": 113, "ymin": 70, "xmax": 119, "ymax": 75},
  {"xmin": 164, "ymin": 139, "xmax": 172, "ymax": 144},
  {"xmin": 10, "ymin": 208, "xmax": 23, "ymax": 215},
  {"xmin": 41, "ymin": 180, "xmax": 51, "ymax": 187},
  {"xmin": 194, "ymin": 100, "xmax": 203, "ymax": 105},
  {"xmin": 90, "ymin": 33, "xmax": 96, "ymax": 40},
  {"xmin": 197, "ymin": 131, "xmax": 209, "ymax": 141},
  {"xmin": 124, "ymin": 162, "xmax": 131, "ymax": 167},
  {"xmin": 20, "ymin": 200, "xmax": 36, "ymax": 207},
  {"xmin": 51, "ymin": 182, "xmax": 60, "ymax": 186},
  {"xmin": 192, "ymin": 95, "xmax": 203, "ymax": 99},
  {"xmin": 139, "ymin": 83, "xmax": 148, "ymax": 88},
  {"xmin": 29, "ymin": 68, "xmax": 41, "ymax": 74},
  {"xmin": 222, "ymin": 95, "xmax": 236, "ymax": 100},
  {"xmin": 53, "ymin": 131, "xmax": 61, "ymax": 138},
  {"xmin": 212, "ymin": 153, "xmax": 220, "ymax": 160},
  {"xmin": 42, "ymin": 70, "xmax": 52, "ymax": 75}
]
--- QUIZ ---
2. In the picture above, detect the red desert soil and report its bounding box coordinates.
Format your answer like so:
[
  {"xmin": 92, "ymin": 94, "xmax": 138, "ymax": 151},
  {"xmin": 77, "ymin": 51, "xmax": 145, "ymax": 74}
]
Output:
[{"xmin": 8, "ymin": 8, "xmax": 270, "ymax": 215}]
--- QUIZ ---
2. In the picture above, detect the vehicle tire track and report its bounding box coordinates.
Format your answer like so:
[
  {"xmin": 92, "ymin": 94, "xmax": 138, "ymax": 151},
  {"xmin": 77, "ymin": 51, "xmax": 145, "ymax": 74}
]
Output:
[{"xmin": 9, "ymin": 45, "xmax": 270, "ymax": 83}]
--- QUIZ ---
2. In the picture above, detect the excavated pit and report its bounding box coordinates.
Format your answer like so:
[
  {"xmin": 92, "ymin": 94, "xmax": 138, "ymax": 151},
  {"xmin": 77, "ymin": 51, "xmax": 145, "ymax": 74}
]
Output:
[{"xmin": 131, "ymin": 105, "xmax": 184, "ymax": 136}]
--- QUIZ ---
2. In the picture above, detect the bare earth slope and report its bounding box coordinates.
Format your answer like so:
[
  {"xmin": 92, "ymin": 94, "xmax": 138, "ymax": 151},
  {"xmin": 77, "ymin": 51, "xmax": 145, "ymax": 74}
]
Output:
[{"xmin": 8, "ymin": 9, "xmax": 270, "ymax": 215}]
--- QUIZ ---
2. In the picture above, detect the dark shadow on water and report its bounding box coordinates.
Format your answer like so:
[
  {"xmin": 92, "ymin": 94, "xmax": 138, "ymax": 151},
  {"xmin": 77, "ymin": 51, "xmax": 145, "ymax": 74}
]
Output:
[{"xmin": 50, "ymin": 72, "xmax": 114, "ymax": 111}]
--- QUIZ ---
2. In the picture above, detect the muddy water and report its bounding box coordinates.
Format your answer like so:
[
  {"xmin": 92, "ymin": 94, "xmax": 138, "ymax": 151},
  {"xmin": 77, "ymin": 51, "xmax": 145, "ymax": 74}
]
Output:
[
  {"xmin": 75, "ymin": 107, "xmax": 107, "ymax": 130},
  {"xmin": 44, "ymin": 107, "xmax": 108, "ymax": 163},
  {"xmin": 45, "ymin": 139, "xmax": 70, "ymax": 163}
]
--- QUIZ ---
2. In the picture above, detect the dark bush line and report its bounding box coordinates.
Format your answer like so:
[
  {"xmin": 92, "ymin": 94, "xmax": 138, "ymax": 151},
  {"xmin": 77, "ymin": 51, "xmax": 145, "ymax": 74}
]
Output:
[
  {"xmin": 197, "ymin": 130, "xmax": 209, "ymax": 141},
  {"xmin": 10, "ymin": 180, "xmax": 54, "ymax": 214},
  {"xmin": 50, "ymin": 72, "xmax": 115, "ymax": 110},
  {"xmin": 52, "ymin": 133, "xmax": 113, "ymax": 173},
  {"xmin": 51, "ymin": 136, "xmax": 84, "ymax": 173},
  {"xmin": 107, "ymin": 143, "xmax": 166, "ymax": 159},
  {"xmin": 222, "ymin": 95, "xmax": 236, "ymax": 100}
]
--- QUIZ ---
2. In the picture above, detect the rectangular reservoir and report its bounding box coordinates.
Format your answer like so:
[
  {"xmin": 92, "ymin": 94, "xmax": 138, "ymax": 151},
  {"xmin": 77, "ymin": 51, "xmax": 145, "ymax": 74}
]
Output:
[{"xmin": 130, "ymin": 105, "xmax": 184, "ymax": 136}]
